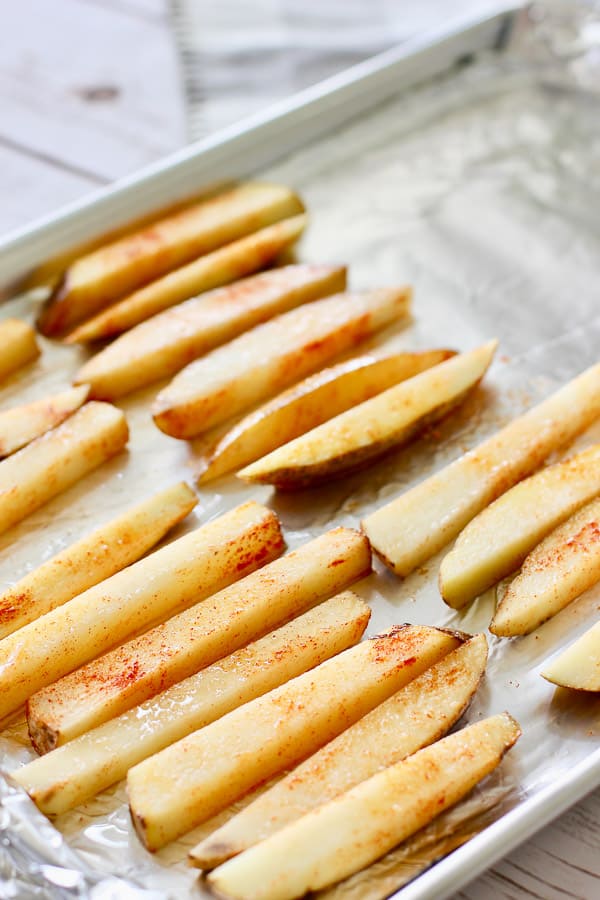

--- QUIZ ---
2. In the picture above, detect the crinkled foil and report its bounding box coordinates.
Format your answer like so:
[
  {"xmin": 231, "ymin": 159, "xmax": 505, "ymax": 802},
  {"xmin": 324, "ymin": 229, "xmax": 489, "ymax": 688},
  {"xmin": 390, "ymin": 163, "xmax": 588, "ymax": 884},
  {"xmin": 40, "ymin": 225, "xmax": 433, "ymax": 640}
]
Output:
[{"xmin": 2, "ymin": 2, "xmax": 600, "ymax": 898}]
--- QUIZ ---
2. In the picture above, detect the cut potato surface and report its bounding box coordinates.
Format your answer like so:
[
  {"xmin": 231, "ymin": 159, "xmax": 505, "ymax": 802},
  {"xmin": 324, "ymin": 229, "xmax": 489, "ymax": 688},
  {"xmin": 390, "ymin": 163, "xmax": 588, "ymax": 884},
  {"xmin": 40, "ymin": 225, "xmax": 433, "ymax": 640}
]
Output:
[
  {"xmin": 15, "ymin": 593, "xmax": 370, "ymax": 815},
  {"xmin": 0, "ymin": 319, "xmax": 40, "ymax": 382},
  {"xmin": 191, "ymin": 633, "xmax": 487, "ymax": 869},
  {"xmin": 0, "ymin": 401, "xmax": 128, "ymax": 539},
  {"xmin": 38, "ymin": 182, "xmax": 304, "ymax": 336},
  {"xmin": 440, "ymin": 443, "xmax": 600, "ymax": 608},
  {"xmin": 75, "ymin": 263, "xmax": 345, "ymax": 401},
  {"xmin": 0, "ymin": 385, "xmax": 89, "ymax": 458},
  {"xmin": 66, "ymin": 215, "xmax": 307, "ymax": 342},
  {"xmin": 491, "ymin": 496, "xmax": 600, "ymax": 636},
  {"xmin": 127, "ymin": 624, "xmax": 461, "ymax": 851},
  {"xmin": 200, "ymin": 349, "xmax": 455, "ymax": 482},
  {"xmin": 0, "ymin": 502, "xmax": 282, "ymax": 723},
  {"xmin": 153, "ymin": 286, "xmax": 411, "ymax": 439},
  {"xmin": 239, "ymin": 341, "xmax": 495, "ymax": 489},
  {"xmin": 26, "ymin": 527, "xmax": 369, "ymax": 751},
  {"xmin": 207, "ymin": 713, "xmax": 520, "ymax": 900},
  {"xmin": 0, "ymin": 481, "xmax": 196, "ymax": 641},
  {"xmin": 363, "ymin": 361, "xmax": 600, "ymax": 577},
  {"xmin": 542, "ymin": 621, "xmax": 600, "ymax": 691}
]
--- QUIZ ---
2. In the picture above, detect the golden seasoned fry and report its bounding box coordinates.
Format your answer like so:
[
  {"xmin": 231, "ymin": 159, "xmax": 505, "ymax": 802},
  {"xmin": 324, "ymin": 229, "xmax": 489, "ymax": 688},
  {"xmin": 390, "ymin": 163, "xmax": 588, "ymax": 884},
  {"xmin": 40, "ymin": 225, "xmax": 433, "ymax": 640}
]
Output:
[
  {"xmin": 74, "ymin": 264, "xmax": 346, "ymax": 400},
  {"xmin": 66, "ymin": 215, "xmax": 307, "ymax": 343},
  {"xmin": 200, "ymin": 349, "xmax": 455, "ymax": 482},
  {"xmin": 0, "ymin": 402, "xmax": 128, "ymax": 539},
  {"xmin": 191, "ymin": 633, "xmax": 487, "ymax": 869},
  {"xmin": 239, "ymin": 342, "xmax": 495, "ymax": 489},
  {"xmin": 0, "ymin": 502, "xmax": 282, "ymax": 722},
  {"xmin": 38, "ymin": 182, "xmax": 304, "ymax": 336},
  {"xmin": 127, "ymin": 624, "xmax": 461, "ymax": 851},
  {"xmin": 15, "ymin": 593, "xmax": 370, "ymax": 815},
  {"xmin": 0, "ymin": 482, "xmax": 196, "ymax": 640},
  {"xmin": 0, "ymin": 385, "xmax": 89, "ymax": 458},
  {"xmin": 26, "ymin": 528, "xmax": 370, "ymax": 751},
  {"xmin": 541, "ymin": 621, "xmax": 600, "ymax": 691},
  {"xmin": 207, "ymin": 713, "xmax": 520, "ymax": 900},
  {"xmin": 363, "ymin": 362, "xmax": 600, "ymax": 577},
  {"xmin": 0, "ymin": 319, "xmax": 40, "ymax": 382},
  {"xmin": 153, "ymin": 287, "xmax": 411, "ymax": 439}
]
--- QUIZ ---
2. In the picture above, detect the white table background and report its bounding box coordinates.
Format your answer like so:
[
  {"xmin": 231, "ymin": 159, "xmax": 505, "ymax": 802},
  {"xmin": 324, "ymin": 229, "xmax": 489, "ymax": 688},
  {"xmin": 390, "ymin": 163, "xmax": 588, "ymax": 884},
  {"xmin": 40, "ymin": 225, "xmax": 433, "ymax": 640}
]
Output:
[{"xmin": 1, "ymin": 1, "xmax": 598, "ymax": 898}]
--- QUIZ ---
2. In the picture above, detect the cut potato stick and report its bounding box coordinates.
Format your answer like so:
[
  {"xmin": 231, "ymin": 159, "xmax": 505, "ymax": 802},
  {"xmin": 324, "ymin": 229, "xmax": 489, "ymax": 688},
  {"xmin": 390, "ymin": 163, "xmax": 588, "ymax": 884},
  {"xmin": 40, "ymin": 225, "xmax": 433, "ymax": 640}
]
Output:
[
  {"xmin": 127, "ymin": 624, "xmax": 462, "ymax": 851},
  {"xmin": 200, "ymin": 349, "xmax": 455, "ymax": 482},
  {"xmin": 0, "ymin": 402, "xmax": 128, "ymax": 539},
  {"xmin": 0, "ymin": 502, "xmax": 282, "ymax": 723},
  {"xmin": 440, "ymin": 443, "xmax": 600, "ymax": 608},
  {"xmin": 541, "ymin": 621, "xmax": 600, "ymax": 691},
  {"xmin": 74, "ymin": 263, "xmax": 346, "ymax": 401},
  {"xmin": 207, "ymin": 713, "xmax": 521, "ymax": 900},
  {"xmin": 363, "ymin": 361, "xmax": 600, "ymax": 577},
  {"xmin": 26, "ymin": 527, "xmax": 370, "ymax": 751},
  {"xmin": 191, "ymin": 633, "xmax": 488, "ymax": 869},
  {"xmin": 491, "ymin": 497, "xmax": 600, "ymax": 636},
  {"xmin": 240, "ymin": 342, "xmax": 495, "ymax": 490},
  {"xmin": 0, "ymin": 319, "xmax": 40, "ymax": 382},
  {"xmin": 0, "ymin": 385, "xmax": 89, "ymax": 458},
  {"xmin": 0, "ymin": 482, "xmax": 196, "ymax": 641},
  {"xmin": 38, "ymin": 182, "xmax": 304, "ymax": 336},
  {"xmin": 66, "ymin": 215, "xmax": 307, "ymax": 343},
  {"xmin": 15, "ymin": 593, "xmax": 370, "ymax": 815},
  {"xmin": 153, "ymin": 287, "xmax": 411, "ymax": 439}
]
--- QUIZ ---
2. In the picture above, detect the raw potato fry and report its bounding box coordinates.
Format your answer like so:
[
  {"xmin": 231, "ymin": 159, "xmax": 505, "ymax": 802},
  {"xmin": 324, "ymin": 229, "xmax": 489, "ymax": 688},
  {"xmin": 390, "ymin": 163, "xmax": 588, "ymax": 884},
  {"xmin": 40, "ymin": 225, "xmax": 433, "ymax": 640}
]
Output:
[
  {"xmin": 491, "ymin": 497, "xmax": 600, "ymax": 636},
  {"xmin": 191, "ymin": 633, "xmax": 488, "ymax": 869},
  {"xmin": 15, "ymin": 593, "xmax": 370, "ymax": 815},
  {"xmin": 153, "ymin": 287, "xmax": 411, "ymax": 439},
  {"xmin": 363, "ymin": 361, "xmax": 600, "ymax": 577},
  {"xmin": 0, "ymin": 482, "xmax": 196, "ymax": 640},
  {"xmin": 0, "ymin": 402, "xmax": 128, "ymax": 539},
  {"xmin": 240, "ymin": 342, "xmax": 496, "ymax": 489},
  {"xmin": 0, "ymin": 319, "xmax": 40, "ymax": 382},
  {"xmin": 38, "ymin": 182, "xmax": 304, "ymax": 336},
  {"xmin": 542, "ymin": 621, "xmax": 600, "ymax": 691},
  {"xmin": 66, "ymin": 215, "xmax": 307, "ymax": 343},
  {"xmin": 440, "ymin": 443, "xmax": 600, "ymax": 608},
  {"xmin": 0, "ymin": 502, "xmax": 282, "ymax": 723},
  {"xmin": 74, "ymin": 264, "xmax": 346, "ymax": 401},
  {"xmin": 207, "ymin": 713, "xmax": 521, "ymax": 900},
  {"xmin": 26, "ymin": 528, "xmax": 370, "ymax": 750},
  {"xmin": 0, "ymin": 385, "xmax": 89, "ymax": 458},
  {"xmin": 127, "ymin": 624, "xmax": 462, "ymax": 851},
  {"xmin": 200, "ymin": 349, "xmax": 456, "ymax": 482}
]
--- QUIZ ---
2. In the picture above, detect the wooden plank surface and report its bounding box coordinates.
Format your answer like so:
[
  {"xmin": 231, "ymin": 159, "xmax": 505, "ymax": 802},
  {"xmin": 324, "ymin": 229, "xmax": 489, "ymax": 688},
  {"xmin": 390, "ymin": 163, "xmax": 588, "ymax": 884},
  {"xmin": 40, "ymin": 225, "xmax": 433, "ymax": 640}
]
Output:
[{"xmin": 0, "ymin": 1, "xmax": 597, "ymax": 898}]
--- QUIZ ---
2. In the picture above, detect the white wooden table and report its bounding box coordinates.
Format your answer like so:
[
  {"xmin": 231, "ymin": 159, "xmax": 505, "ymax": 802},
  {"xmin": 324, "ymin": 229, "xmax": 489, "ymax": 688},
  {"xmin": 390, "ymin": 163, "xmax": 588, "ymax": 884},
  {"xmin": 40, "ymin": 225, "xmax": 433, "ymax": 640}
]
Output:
[{"xmin": 1, "ymin": 1, "xmax": 598, "ymax": 897}]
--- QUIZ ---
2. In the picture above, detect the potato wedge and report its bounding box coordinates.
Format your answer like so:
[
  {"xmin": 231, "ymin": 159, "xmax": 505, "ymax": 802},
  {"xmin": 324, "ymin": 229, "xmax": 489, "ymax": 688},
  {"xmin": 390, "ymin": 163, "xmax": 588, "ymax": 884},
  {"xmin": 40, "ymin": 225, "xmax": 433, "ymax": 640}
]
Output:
[
  {"xmin": 15, "ymin": 593, "xmax": 370, "ymax": 815},
  {"xmin": 191, "ymin": 633, "xmax": 488, "ymax": 869},
  {"xmin": 0, "ymin": 402, "xmax": 128, "ymax": 539},
  {"xmin": 26, "ymin": 527, "xmax": 370, "ymax": 750},
  {"xmin": 541, "ymin": 621, "xmax": 600, "ymax": 691},
  {"xmin": 0, "ymin": 502, "xmax": 282, "ymax": 722},
  {"xmin": 363, "ymin": 361, "xmax": 600, "ymax": 577},
  {"xmin": 0, "ymin": 385, "xmax": 89, "ymax": 458},
  {"xmin": 200, "ymin": 349, "xmax": 455, "ymax": 482},
  {"xmin": 0, "ymin": 482, "xmax": 196, "ymax": 640},
  {"xmin": 240, "ymin": 342, "xmax": 496, "ymax": 489},
  {"xmin": 0, "ymin": 319, "xmax": 40, "ymax": 382},
  {"xmin": 74, "ymin": 264, "xmax": 346, "ymax": 400},
  {"xmin": 491, "ymin": 497, "xmax": 600, "ymax": 636},
  {"xmin": 440, "ymin": 443, "xmax": 600, "ymax": 608},
  {"xmin": 127, "ymin": 624, "xmax": 462, "ymax": 851},
  {"xmin": 153, "ymin": 287, "xmax": 411, "ymax": 439},
  {"xmin": 38, "ymin": 182, "xmax": 304, "ymax": 336},
  {"xmin": 66, "ymin": 215, "xmax": 307, "ymax": 343},
  {"xmin": 207, "ymin": 713, "xmax": 521, "ymax": 900}
]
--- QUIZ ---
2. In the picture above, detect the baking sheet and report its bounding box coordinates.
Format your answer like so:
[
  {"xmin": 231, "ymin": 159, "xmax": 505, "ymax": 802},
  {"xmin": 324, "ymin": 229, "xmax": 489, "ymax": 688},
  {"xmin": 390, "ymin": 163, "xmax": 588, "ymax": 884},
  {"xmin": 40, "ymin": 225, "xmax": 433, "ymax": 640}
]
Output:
[{"xmin": 1, "ymin": 1, "xmax": 600, "ymax": 898}]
